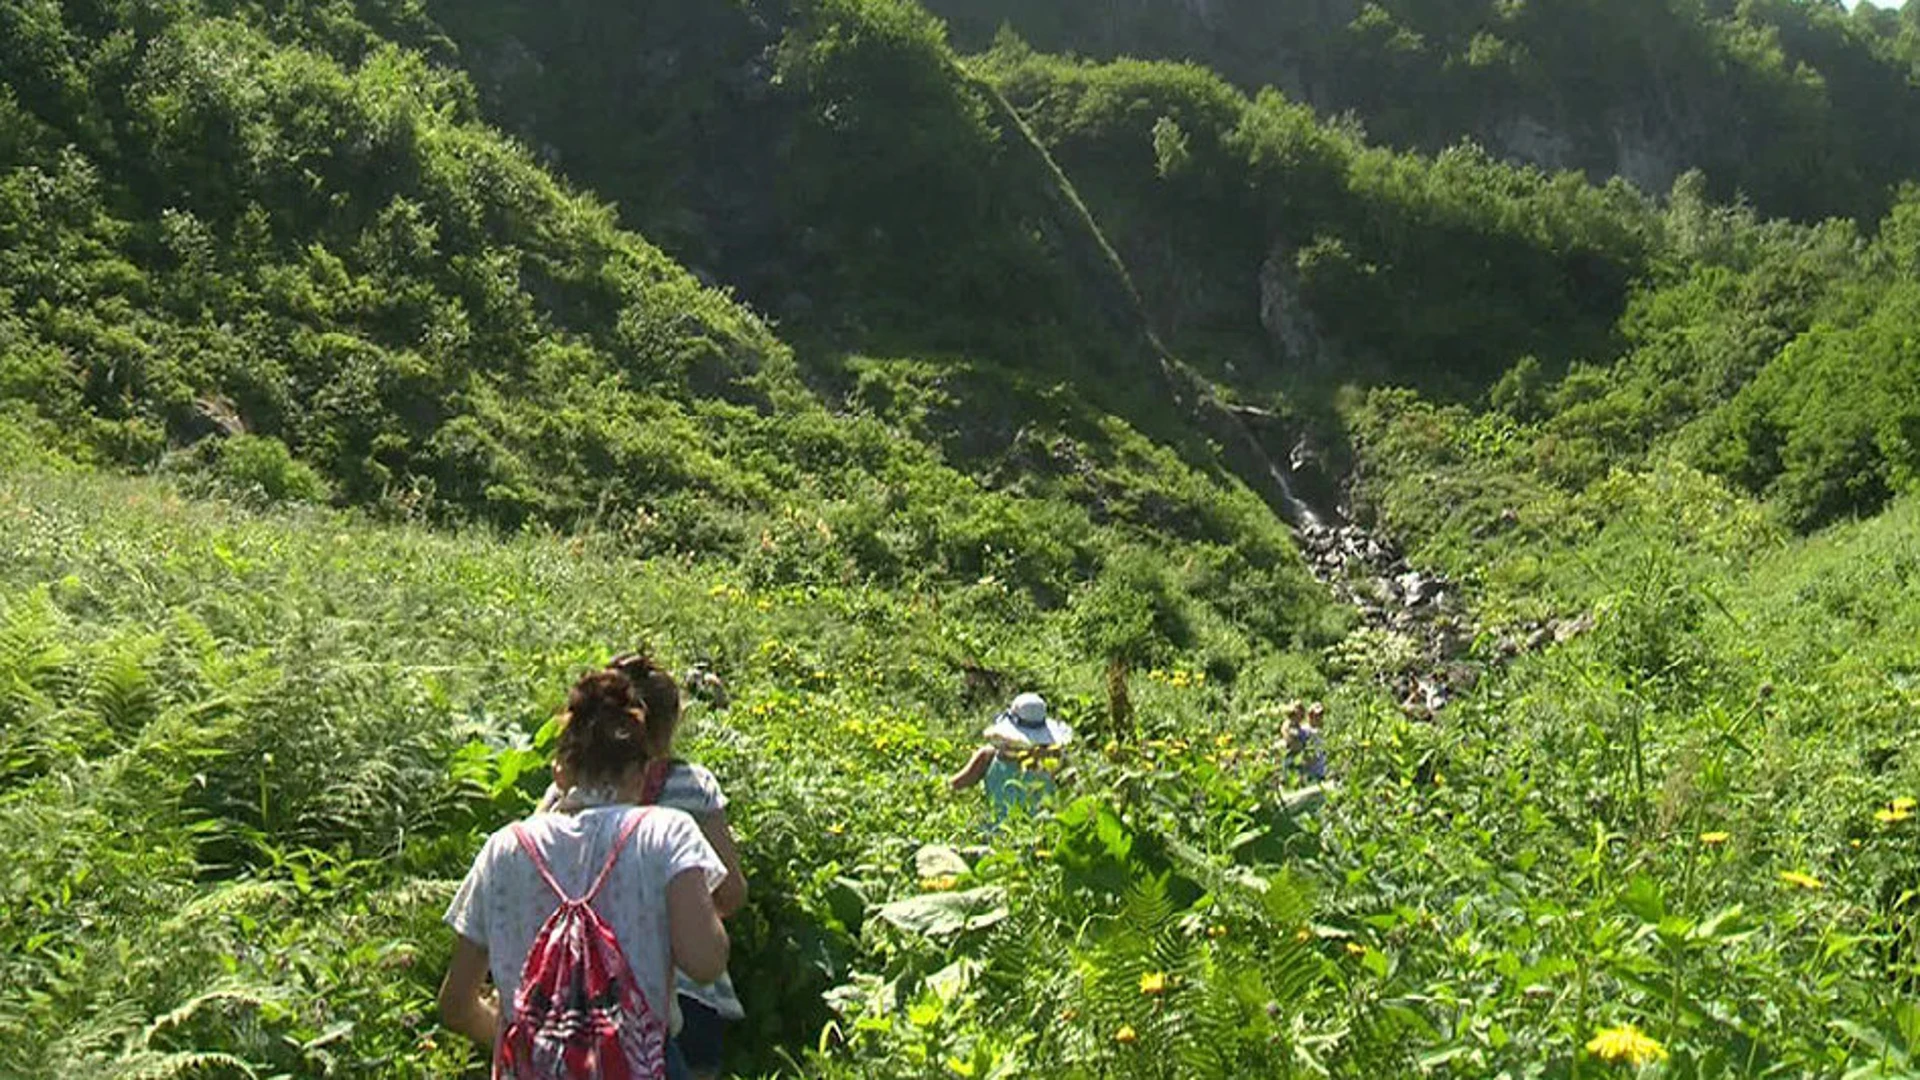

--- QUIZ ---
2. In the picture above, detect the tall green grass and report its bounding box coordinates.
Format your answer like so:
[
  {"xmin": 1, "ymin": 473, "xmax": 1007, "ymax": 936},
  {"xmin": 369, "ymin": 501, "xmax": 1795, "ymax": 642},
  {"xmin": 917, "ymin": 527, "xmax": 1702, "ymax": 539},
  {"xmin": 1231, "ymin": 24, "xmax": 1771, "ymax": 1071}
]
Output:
[{"xmin": 9, "ymin": 426, "xmax": 1920, "ymax": 1076}]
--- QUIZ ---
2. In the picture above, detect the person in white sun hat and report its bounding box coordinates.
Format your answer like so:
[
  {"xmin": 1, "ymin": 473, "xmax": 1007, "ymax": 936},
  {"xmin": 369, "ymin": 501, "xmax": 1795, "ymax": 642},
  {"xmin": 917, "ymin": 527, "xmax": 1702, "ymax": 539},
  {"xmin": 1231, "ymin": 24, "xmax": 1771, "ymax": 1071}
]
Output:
[{"xmin": 949, "ymin": 692, "xmax": 1073, "ymax": 826}]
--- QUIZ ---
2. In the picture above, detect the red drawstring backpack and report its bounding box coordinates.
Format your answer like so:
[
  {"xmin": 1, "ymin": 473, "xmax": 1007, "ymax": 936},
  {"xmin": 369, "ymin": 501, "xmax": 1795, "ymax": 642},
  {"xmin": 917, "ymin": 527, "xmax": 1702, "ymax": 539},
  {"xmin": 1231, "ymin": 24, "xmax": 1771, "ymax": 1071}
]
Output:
[{"xmin": 496, "ymin": 805, "xmax": 667, "ymax": 1080}]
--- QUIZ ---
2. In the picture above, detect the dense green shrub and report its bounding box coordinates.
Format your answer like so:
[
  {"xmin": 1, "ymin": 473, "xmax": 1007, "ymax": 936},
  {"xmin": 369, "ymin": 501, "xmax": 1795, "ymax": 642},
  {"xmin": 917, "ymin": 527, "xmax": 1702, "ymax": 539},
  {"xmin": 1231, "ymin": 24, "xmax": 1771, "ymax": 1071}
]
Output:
[{"xmin": 214, "ymin": 433, "xmax": 331, "ymax": 503}]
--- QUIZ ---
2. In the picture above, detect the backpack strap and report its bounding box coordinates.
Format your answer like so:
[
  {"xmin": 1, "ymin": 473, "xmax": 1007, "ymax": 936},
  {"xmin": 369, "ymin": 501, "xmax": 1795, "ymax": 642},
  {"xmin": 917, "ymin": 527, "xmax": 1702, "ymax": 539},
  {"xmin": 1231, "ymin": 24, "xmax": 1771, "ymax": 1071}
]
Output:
[
  {"xmin": 510, "ymin": 821, "xmax": 572, "ymax": 902},
  {"xmin": 510, "ymin": 808, "xmax": 651, "ymax": 905},
  {"xmin": 584, "ymin": 807, "xmax": 651, "ymax": 903}
]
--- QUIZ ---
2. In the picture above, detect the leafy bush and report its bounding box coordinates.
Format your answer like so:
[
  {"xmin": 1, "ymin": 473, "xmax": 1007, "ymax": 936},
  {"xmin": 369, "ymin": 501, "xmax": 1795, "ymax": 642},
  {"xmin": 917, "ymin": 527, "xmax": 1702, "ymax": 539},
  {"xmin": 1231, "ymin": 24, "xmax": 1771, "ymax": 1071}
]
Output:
[{"xmin": 214, "ymin": 434, "xmax": 331, "ymax": 503}]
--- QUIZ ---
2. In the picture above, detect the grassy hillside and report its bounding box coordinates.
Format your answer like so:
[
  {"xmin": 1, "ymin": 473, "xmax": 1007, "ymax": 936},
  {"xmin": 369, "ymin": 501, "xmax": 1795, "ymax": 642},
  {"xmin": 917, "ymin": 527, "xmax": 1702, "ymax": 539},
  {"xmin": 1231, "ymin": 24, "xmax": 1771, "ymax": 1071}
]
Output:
[
  {"xmin": 929, "ymin": 0, "xmax": 1920, "ymax": 225},
  {"xmin": 9, "ymin": 409, "xmax": 1920, "ymax": 1077},
  {"xmin": 0, "ymin": 0, "xmax": 1342, "ymax": 659},
  {"xmin": 0, "ymin": 461, "xmax": 1349, "ymax": 1076},
  {"xmin": 8, "ymin": 0, "xmax": 1920, "ymax": 1076},
  {"xmin": 954, "ymin": 44, "xmax": 1920, "ymax": 532},
  {"xmin": 972, "ymin": 43, "xmax": 1654, "ymax": 395}
]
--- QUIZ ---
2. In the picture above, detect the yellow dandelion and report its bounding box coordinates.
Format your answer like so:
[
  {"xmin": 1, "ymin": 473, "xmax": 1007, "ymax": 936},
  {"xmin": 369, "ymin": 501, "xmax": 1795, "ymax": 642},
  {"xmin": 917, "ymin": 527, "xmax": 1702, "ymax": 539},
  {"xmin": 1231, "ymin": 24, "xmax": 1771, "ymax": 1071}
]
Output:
[
  {"xmin": 1585, "ymin": 1023, "xmax": 1667, "ymax": 1067},
  {"xmin": 1876, "ymin": 806, "xmax": 1913, "ymax": 825},
  {"xmin": 1139, "ymin": 971, "xmax": 1168, "ymax": 996},
  {"xmin": 1699, "ymin": 831, "xmax": 1731, "ymax": 846},
  {"xmin": 826, "ymin": 823, "xmax": 845, "ymax": 836},
  {"xmin": 1114, "ymin": 1025, "xmax": 1138, "ymax": 1046},
  {"xmin": 920, "ymin": 874, "xmax": 960, "ymax": 892},
  {"xmin": 1779, "ymin": 870, "xmax": 1824, "ymax": 890},
  {"xmin": 1344, "ymin": 942, "xmax": 1368, "ymax": 957},
  {"xmin": 1293, "ymin": 928, "xmax": 1312, "ymax": 944},
  {"xmin": 1895, "ymin": 797, "xmax": 1918, "ymax": 813}
]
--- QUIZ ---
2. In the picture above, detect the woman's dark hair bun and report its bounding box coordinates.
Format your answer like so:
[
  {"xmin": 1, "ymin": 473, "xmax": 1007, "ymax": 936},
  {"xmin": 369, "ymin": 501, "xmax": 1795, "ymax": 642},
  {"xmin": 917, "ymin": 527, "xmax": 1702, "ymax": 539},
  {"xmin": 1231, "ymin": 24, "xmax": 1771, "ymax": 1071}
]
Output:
[
  {"xmin": 556, "ymin": 668, "xmax": 650, "ymax": 780},
  {"xmin": 608, "ymin": 651, "xmax": 681, "ymax": 749}
]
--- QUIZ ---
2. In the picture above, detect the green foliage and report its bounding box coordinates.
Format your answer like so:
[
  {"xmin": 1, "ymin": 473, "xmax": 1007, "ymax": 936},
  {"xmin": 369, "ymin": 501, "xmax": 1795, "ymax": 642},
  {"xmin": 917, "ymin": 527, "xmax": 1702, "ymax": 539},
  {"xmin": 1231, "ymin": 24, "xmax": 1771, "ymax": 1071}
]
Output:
[
  {"xmin": 0, "ymin": 466, "xmax": 1349, "ymax": 1077},
  {"xmin": 213, "ymin": 434, "xmax": 331, "ymax": 503},
  {"xmin": 978, "ymin": 46, "xmax": 1655, "ymax": 390},
  {"xmin": 1067, "ymin": 546, "xmax": 1191, "ymax": 669},
  {"xmin": 933, "ymin": 0, "xmax": 1920, "ymax": 226},
  {"xmin": 12, "ymin": 0, "xmax": 1920, "ymax": 1077}
]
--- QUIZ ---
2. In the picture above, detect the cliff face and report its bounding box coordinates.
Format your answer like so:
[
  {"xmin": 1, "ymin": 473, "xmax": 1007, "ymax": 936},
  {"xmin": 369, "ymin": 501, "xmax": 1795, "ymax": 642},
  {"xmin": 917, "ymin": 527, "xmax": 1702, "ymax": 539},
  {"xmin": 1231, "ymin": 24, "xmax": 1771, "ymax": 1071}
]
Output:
[{"xmin": 925, "ymin": 0, "xmax": 1920, "ymax": 224}]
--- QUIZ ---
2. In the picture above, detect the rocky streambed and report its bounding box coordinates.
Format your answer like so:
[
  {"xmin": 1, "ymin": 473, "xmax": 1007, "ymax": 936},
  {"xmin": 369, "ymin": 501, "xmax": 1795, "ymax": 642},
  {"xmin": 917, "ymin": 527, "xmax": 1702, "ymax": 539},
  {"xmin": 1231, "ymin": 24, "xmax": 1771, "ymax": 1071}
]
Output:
[{"xmin": 1295, "ymin": 520, "xmax": 1593, "ymax": 720}]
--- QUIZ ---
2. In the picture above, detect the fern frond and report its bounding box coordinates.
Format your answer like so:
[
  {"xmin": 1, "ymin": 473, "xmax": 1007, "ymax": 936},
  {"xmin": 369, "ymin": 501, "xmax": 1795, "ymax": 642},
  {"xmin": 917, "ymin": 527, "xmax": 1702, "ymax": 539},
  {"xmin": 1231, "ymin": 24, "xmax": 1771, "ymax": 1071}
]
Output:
[
  {"xmin": 140, "ymin": 986, "xmax": 282, "ymax": 1049},
  {"xmin": 111, "ymin": 1049, "xmax": 258, "ymax": 1080},
  {"xmin": 0, "ymin": 590, "xmax": 71, "ymax": 693},
  {"xmin": 87, "ymin": 633, "xmax": 164, "ymax": 737}
]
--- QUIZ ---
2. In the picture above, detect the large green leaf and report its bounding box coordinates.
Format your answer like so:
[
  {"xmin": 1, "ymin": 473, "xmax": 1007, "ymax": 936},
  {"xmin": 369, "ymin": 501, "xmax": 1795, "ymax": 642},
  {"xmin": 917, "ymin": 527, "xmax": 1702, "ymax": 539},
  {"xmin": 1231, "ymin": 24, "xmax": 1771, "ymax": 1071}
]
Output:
[{"xmin": 874, "ymin": 886, "xmax": 1009, "ymax": 938}]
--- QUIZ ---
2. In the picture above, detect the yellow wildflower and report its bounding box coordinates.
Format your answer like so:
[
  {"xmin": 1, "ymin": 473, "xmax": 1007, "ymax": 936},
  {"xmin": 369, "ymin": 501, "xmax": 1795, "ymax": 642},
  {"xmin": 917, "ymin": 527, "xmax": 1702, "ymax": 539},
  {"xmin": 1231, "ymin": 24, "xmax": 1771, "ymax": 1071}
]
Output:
[
  {"xmin": 920, "ymin": 874, "xmax": 960, "ymax": 892},
  {"xmin": 1894, "ymin": 797, "xmax": 1918, "ymax": 813},
  {"xmin": 1585, "ymin": 1023, "xmax": 1667, "ymax": 1066},
  {"xmin": 1207, "ymin": 924, "xmax": 1228, "ymax": 940},
  {"xmin": 1699, "ymin": 831, "xmax": 1731, "ymax": 846},
  {"xmin": 1779, "ymin": 870, "xmax": 1824, "ymax": 890},
  {"xmin": 1114, "ymin": 1025, "xmax": 1138, "ymax": 1046},
  {"xmin": 1876, "ymin": 806, "xmax": 1913, "ymax": 825},
  {"xmin": 1344, "ymin": 942, "xmax": 1368, "ymax": 957},
  {"xmin": 1139, "ymin": 971, "xmax": 1168, "ymax": 996}
]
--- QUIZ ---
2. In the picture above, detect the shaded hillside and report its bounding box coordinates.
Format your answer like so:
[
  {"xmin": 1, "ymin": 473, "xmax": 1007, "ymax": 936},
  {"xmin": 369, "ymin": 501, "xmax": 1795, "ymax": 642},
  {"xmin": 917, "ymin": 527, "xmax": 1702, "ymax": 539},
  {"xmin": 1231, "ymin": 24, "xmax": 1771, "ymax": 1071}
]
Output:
[
  {"xmin": 0, "ymin": 0, "xmax": 1341, "ymax": 665},
  {"xmin": 407, "ymin": 0, "xmax": 1152, "ymax": 374},
  {"xmin": 928, "ymin": 0, "xmax": 1920, "ymax": 224},
  {"xmin": 972, "ymin": 44, "xmax": 1657, "ymax": 395}
]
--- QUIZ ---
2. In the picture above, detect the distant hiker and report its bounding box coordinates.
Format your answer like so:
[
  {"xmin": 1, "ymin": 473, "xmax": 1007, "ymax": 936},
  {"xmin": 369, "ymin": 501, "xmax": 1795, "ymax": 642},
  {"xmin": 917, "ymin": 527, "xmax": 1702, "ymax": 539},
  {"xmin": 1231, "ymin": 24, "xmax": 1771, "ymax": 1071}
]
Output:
[
  {"xmin": 950, "ymin": 692, "xmax": 1073, "ymax": 826},
  {"xmin": 1280, "ymin": 700, "xmax": 1328, "ymax": 782},
  {"xmin": 441, "ymin": 665, "xmax": 729, "ymax": 1080},
  {"xmin": 537, "ymin": 653, "xmax": 748, "ymax": 1080},
  {"xmin": 682, "ymin": 659, "xmax": 730, "ymax": 711}
]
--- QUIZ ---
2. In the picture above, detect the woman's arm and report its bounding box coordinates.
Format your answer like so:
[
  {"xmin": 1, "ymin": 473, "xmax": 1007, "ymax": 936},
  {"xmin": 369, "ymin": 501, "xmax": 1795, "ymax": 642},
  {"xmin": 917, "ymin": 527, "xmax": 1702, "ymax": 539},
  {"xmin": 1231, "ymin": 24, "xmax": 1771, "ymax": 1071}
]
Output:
[
  {"xmin": 668, "ymin": 867, "xmax": 731, "ymax": 984},
  {"xmin": 698, "ymin": 809, "xmax": 748, "ymax": 920},
  {"xmin": 949, "ymin": 745, "xmax": 995, "ymax": 791},
  {"xmin": 438, "ymin": 935, "xmax": 499, "ymax": 1047}
]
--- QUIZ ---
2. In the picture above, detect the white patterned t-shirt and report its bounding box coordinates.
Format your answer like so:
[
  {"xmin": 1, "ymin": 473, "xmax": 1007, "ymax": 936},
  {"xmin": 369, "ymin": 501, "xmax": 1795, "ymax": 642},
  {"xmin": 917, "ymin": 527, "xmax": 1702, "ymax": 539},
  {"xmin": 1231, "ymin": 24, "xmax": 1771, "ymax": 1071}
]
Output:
[
  {"xmin": 444, "ymin": 805, "xmax": 724, "ymax": 1027},
  {"xmin": 538, "ymin": 762, "xmax": 746, "ymax": 1019}
]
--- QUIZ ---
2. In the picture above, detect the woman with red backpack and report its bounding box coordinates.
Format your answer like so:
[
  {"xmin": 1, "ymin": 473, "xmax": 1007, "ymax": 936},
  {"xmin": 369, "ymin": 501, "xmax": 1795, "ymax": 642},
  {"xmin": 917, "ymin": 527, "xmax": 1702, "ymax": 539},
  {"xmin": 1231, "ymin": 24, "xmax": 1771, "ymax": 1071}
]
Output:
[
  {"xmin": 537, "ymin": 653, "xmax": 749, "ymax": 1080},
  {"xmin": 439, "ymin": 662, "xmax": 730, "ymax": 1079}
]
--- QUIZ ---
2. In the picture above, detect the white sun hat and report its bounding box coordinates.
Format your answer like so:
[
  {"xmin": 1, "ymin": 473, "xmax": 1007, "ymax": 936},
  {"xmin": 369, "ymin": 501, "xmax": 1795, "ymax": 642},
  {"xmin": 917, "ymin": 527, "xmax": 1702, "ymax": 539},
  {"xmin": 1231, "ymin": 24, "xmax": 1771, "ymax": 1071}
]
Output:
[{"xmin": 983, "ymin": 692, "xmax": 1074, "ymax": 748}]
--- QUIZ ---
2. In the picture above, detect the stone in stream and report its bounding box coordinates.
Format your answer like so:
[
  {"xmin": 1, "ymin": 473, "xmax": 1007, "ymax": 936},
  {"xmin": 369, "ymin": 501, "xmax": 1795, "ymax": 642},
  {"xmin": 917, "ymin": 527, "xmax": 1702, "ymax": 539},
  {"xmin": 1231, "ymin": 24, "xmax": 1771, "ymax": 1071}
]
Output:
[{"xmin": 1553, "ymin": 612, "xmax": 1597, "ymax": 642}]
